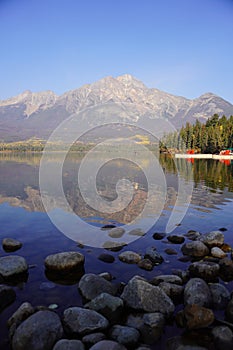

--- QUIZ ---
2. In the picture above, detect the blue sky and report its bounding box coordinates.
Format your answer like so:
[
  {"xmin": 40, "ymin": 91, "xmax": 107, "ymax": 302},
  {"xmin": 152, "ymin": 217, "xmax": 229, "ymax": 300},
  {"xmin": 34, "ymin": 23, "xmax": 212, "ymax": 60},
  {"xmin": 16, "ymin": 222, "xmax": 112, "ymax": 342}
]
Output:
[{"xmin": 1, "ymin": 0, "xmax": 233, "ymax": 102}]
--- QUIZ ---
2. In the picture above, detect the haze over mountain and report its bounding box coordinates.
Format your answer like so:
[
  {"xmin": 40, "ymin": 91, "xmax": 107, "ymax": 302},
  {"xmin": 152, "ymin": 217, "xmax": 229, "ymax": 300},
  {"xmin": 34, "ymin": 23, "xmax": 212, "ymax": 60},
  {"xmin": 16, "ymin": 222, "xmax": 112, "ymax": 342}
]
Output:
[{"xmin": 0, "ymin": 74, "xmax": 233, "ymax": 141}]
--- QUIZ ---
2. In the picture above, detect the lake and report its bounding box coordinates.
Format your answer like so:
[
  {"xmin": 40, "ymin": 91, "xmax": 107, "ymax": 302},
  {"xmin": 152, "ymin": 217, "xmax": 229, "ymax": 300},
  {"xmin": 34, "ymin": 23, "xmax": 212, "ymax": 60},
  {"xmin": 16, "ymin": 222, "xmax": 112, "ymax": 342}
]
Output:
[{"xmin": 0, "ymin": 152, "xmax": 233, "ymax": 349}]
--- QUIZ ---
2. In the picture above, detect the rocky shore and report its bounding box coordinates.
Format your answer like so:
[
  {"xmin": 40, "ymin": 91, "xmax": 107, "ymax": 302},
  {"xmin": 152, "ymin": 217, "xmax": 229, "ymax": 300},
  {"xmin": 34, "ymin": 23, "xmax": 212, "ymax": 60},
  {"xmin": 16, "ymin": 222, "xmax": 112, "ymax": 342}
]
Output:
[{"xmin": 1, "ymin": 229, "xmax": 233, "ymax": 349}]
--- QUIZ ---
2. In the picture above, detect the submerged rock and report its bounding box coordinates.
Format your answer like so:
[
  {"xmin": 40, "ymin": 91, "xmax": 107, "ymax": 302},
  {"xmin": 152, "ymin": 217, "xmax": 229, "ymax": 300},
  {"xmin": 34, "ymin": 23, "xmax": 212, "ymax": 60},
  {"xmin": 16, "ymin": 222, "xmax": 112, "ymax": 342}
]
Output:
[
  {"xmin": 79, "ymin": 273, "xmax": 115, "ymax": 300},
  {"xmin": 98, "ymin": 254, "xmax": 115, "ymax": 263},
  {"xmin": 167, "ymin": 235, "xmax": 185, "ymax": 244},
  {"xmin": 108, "ymin": 228, "xmax": 125, "ymax": 238},
  {"xmin": 0, "ymin": 255, "xmax": 28, "ymax": 281},
  {"xmin": 2, "ymin": 238, "xmax": 22, "ymax": 252},
  {"xmin": 0, "ymin": 284, "xmax": 16, "ymax": 312},
  {"xmin": 121, "ymin": 276, "xmax": 175, "ymax": 316},
  {"xmin": 63, "ymin": 307, "xmax": 109, "ymax": 336},
  {"xmin": 119, "ymin": 251, "xmax": 141, "ymax": 264},
  {"xmin": 12, "ymin": 310, "xmax": 63, "ymax": 350},
  {"xmin": 44, "ymin": 252, "xmax": 84, "ymax": 274},
  {"xmin": 181, "ymin": 241, "xmax": 209, "ymax": 257}
]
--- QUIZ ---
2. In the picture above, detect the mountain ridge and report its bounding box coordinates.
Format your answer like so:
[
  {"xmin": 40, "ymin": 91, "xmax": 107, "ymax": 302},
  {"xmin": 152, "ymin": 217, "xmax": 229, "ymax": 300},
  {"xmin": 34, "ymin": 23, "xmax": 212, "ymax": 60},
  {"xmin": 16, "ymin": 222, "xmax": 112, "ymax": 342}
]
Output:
[{"xmin": 0, "ymin": 74, "xmax": 233, "ymax": 141}]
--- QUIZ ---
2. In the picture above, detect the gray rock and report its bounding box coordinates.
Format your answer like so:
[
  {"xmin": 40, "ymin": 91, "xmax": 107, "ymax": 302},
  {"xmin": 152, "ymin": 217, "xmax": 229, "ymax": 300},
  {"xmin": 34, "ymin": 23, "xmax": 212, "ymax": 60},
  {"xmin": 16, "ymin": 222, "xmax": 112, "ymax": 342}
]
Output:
[
  {"xmin": 209, "ymin": 283, "xmax": 230, "ymax": 309},
  {"xmin": 63, "ymin": 307, "xmax": 109, "ymax": 336},
  {"xmin": 184, "ymin": 230, "xmax": 201, "ymax": 241},
  {"xmin": 44, "ymin": 252, "xmax": 84, "ymax": 273},
  {"xmin": 0, "ymin": 255, "xmax": 28, "ymax": 280},
  {"xmin": 127, "ymin": 312, "xmax": 165, "ymax": 344},
  {"xmin": 121, "ymin": 276, "xmax": 175, "ymax": 316},
  {"xmin": 108, "ymin": 228, "xmax": 125, "ymax": 238},
  {"xmin": 181, "ymin": 241, "xmax": 209, "ymax": 257},
  {"xmin": 184, "ymin": 278, "xmax": 212, "ymax": 307},
  {"xmin": 128, "ymin": 228, "xmax": 145, "ymax": 236},
  {"xmin": 212, "ymin": 326, "xmax": 233, "ymax": 350},
  {"xmin": 137, "ymin": 258, "xmax": 153, "ymax": 271},
  {"xmin": 98, "ymin": 272, "xmax": 113, "ymax": 281},
  {"xmin": 82, "ymin": 333, "xmax": 106, "ymax": 347},
  {"xmin": 79, "ymin": 273, "xmax": 115, "ymax": 300},
  {"xmin": 167, "ymin": 235, "xmax": 185, "ymax": 244},
  {"xmin": 211, "ymin": 247, "xmax": 226, "ymax": 258},
  {"xmin": 102, "ymin": 241, "xmax": 127, "ymax": 251},
  {"xmin": 12, "ymin": 310, "xmax": 63, "ymax": 350},
  {"xmin": 53, "ymin": 339, "xmax": 85, "ymax": 350},
  {"xmin": 85, "ymin": 293, "xmax": 123, "ymax": 323},
  {"xmin": 144, "ymin": 247, "xmax": 164, "ymax": 264},
  {"xmin": 150, "ymin": 275, "xmax": 183, "ymax": 285},
  {"xmin": 109, "ymin": 325, "xmax": 140, "ymax": 346},
  {"xmin": 200, "ymin": 231, "xmax": 224, "ymax": 248},
  {"xmin": 118, "ymin": 251, "xmax": 141, "ymax": 264},
  {"xmin": 0, "ymin": 284, "xmax": 16, "ymax": 312},
  {"xmin": 7, "ymin": 302, "xmax": 34, "ymax": 339},
  {"xmin": 2, "ymin": 238, "xmax": 22, "ymax": 252},
  {"xmin": 188, "ymin": 261, "xmax": 219, "ymax": 282},
  {"xmin": 159, "ymin": 282, "xmax": 184, "ymax": 303},
  {"xmin": 89, "ymin": 340, "xmax": 127, "ymax": 350}
]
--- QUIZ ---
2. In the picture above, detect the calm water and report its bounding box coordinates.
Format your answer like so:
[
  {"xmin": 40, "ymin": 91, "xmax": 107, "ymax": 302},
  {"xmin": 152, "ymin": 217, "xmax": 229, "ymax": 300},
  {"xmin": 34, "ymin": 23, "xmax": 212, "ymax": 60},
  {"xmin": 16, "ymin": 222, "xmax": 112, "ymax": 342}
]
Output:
[{"xmin": 0, "ymin": 152, "xmax": 233, "ymax": 349}]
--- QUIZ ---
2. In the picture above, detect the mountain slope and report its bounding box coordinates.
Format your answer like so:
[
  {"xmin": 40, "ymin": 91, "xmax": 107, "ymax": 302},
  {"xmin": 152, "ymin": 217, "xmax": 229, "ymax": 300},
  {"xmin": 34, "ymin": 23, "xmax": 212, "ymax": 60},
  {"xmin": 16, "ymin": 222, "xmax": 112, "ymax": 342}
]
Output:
[{"xmin": 0, "ymin": 74, "xmax": 233, "ymax": 141}]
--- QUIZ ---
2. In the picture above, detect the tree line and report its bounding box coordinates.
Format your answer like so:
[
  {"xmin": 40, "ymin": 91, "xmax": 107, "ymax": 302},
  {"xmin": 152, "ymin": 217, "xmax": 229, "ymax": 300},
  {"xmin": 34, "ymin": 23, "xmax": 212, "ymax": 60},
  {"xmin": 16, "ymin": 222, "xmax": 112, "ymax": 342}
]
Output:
[{"xmin": 161, "ymin": 114, "xmax": 233, "ymax": 154}]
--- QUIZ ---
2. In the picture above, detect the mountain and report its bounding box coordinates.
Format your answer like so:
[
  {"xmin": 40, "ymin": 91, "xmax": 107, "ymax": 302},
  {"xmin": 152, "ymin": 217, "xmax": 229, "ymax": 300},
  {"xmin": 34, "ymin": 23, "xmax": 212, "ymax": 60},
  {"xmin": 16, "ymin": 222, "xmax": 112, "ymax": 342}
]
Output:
[{"xmin": 0, "ymin": 74, "xmax": 233, "ymax": 141}]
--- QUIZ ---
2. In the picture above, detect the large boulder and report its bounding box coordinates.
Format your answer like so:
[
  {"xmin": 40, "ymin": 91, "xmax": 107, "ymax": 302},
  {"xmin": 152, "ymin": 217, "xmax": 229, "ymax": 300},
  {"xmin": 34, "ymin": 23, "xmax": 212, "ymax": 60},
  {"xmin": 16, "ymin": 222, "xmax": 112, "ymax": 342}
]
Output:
[
  {"xmin": 181, "ymin": 241, "xmax": 209, "ymax": 257},
  {"xmin": 200, "ymin": 231, "xmax": 224, "ymax": 248},
  {"xmin": 121, "ymin": 276, "xmax": 174, "ymax": 316},
  {"xmin": 184, "ymin": 278, "xmax": 212, "ymax": 307},
  {"xmin": 63, "ymin": 307, "xmax": 109, "ymax": 336},
  {"xmin": 188, "ymin": 261, "xmax": 219, "ymax": 282},
  {"xmin": 12, "ymin": 310, "xmax": 63, "ymax": 350}
]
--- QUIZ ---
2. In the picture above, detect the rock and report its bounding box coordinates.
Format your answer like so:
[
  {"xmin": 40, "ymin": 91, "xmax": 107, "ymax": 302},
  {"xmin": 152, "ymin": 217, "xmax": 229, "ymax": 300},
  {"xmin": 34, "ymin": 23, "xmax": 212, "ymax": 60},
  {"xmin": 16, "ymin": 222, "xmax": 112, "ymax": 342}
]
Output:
[
  {"xmin": 85, "ymin": 293, "xmax": 123, "ymax": 323},
  {"xmin": 144, "ymin": 247, "xmax": 164, "ymax": 264},
  {"xmin": 53, "ymin": 339, "xmax": 85, "ymax": 350},
  {"xmin": 137, "ymin": 258, "xmax": 153, "ymax": 271},
  {"xmin": 153, "ymin": 232, "xmax": 166, "ymax": 240},
  {"xmin": 225, "ymin": 298, "xmax": 233, "ymax": 322},
  {"xmin": 101, "ymin": 224, "xmax": 116, "ymax": 230},
  {"xmin": 135, "ymin": 346, "xmax": 151, "ymax": 350},
  {"xmin": 0, "ymin": 255, "xmax": 28, "ymax": 282},
  {"xmin": 181, "ymin": 241, "xmax": 209, "ymax": 257},
  {"xmin": 209, "ymin": 283, "xmax": 230, "ymax": 310},
  {"xmin": 184, "ymin": 230, "xmax": 201, "ymax": 241},
  {"xmin": 212, "ymin": 326, "xmax": 233, "ymax": 350},
  {"xmin": 2, "ymin": 238, "xmax": 22, "ymax": 252},
  {"xmin": 98, "ymin": 272, "xmax": 113, "ymax": 281},
  {"xmin": 150, "ymin": 275, "xmax": 183, "ymax": 286},
  {"xmin": 211, "ymin": 247, "xmax": 226, "ymax": 258},
  {"xmin": 118, "ymin": 251, "xmax": 141, "ymax": 264},
  {"xmin": 167, "ymin": 235, "xmax": 185, "ymax": 244},
  {"xmin": 184, "ymin": 304, "xmax": 214, "ymax": 329},
  {"xmin": 108, "ymin": 228, "xmax": 125, "ymax": 238},
  {"xmin": 109, "ymin": 325, "xmax": 140, "ymax": 347},
  {"xmin": 0, "ymin": 284, "xmax": 16, "ymax": 312},
  {"xmin": 184, "ymin": 278, "xmax": 212, "ymax": 307},
  {"xmin": 63, "ymin": 307, "xmax": 109, "ymax": 336},
  {"xmin": 44, "ymin": 252, "xmax": 84, "ymax": 273},
  {"xmin": 200, "ymin": 231, "xmax": 224, "ymax": 248},
  {"xmin": 7, "ymin": 302, "xmax": 34, "ymax": 339},
  {"xmin": 121, "ymin": 276, "xmax": 175, "ymax": 316},
  {"xmin": 82, "ymin": 333, "xmax": 106, "ymax": 347},
  {"xmin": 128, "ymin": 228, "xmax": 145, "ymax": 236},
  {"xmin": 164, "ymin": 248, "xmax": 178, "ymax": 255},
  {"xmin": 172, "ymin": 269, "xmax": 190, "ymax": 284},
  {"xmin": 159, "ymin": 282, "xmax": 184, "ymax": 303},
  {"xmin": 166, "ymin": 336, "xmax": 208, "ymax": 350},
  {"xmin": 222, "ymin": 243, "xmax": 232, "ymax": 252},
  {"xmin": 89, "ymin": 340, "xmax": 127, "ymax": 350},
  {"xmin": 126, "ymin": 312, "xmax": 165, "ymax": 344},
  {"xmin": 79, "ymin": 273, "xmax": 115, "ymax": 300},
  {"xmin": 98, "ymin": 254, "xmax": 115, "ymax": 263},
  {"xmin": 12, "ymin": 310, "xmax": 63, "ymax": 350},
  {"xmin": 103, "ymin": 241, "xmax": 127, "ymax": 251},
  {"xmin": 188, "ymin": 261, "xmax": 219, "ymax": 282},
  {"xmin": 219, "ymin": 258, "xmax": 233, "ymax": 281}
]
